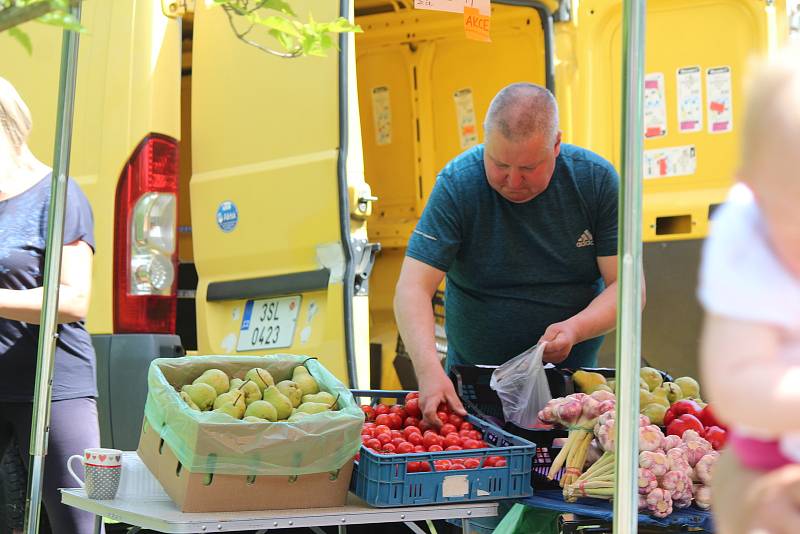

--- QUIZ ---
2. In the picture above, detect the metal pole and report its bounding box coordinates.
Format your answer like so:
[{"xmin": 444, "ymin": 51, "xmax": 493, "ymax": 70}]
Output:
[
  {"xmin": 24, "ymin": 3, "xmax": 82, "ymax": 533},
  {"xmin": 613, "ymin": 0, "xmax": 645, "ymax": 533}
]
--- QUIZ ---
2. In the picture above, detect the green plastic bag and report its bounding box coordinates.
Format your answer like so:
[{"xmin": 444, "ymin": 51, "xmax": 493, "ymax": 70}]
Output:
[
  {"xmin": 492, "ymin": 504, "xmax": 561, "ymax": 534},
  {"xmin": 143, "ymin": 354, "xmax": 364, "ymax": 476}
]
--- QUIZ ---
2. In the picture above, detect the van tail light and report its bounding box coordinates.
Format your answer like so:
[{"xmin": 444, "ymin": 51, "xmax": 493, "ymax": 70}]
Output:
[{"xmin": 114, "ymin": 134, "xmax": 179, "ymax": 333}]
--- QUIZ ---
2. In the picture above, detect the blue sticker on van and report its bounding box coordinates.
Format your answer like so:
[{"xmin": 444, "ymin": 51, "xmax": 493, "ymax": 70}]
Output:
[{"xmin": 216, "ymin": 201, "xmax": 238, "ymax": 232}]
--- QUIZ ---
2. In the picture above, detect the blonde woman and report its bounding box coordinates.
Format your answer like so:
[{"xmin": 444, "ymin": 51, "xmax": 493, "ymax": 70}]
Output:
[{"xmin": 0, "ymin": 77, "xmax": 100, "ymax": 533}]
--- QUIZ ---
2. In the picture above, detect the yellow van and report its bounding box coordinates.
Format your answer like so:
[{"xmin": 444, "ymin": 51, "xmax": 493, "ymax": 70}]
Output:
[{"xmin": 1, "ymin": 0, "xmax": 789, "ymax": 452}]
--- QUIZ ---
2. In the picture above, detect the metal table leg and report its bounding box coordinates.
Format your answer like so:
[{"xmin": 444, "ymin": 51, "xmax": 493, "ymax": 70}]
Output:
[
  {"xmin": 93, "ymin": 514, "xmax": 102, "ymax": 534},
  {"xmin": 461, "ymin": 518, "xmax": 470, "ymax": 533}
]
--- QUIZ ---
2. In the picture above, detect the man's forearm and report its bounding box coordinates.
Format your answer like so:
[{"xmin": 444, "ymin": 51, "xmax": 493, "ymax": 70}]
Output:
[
  {"xmin": 0, "ymin": 287, "xmax": 88, "ymax": 324},
  {"xmin": 394, "ymin": 288, "xmax": 442, "ymax": 376},
  {"xmin": 565, "ymin": 282, "xmax": 618, "ymax": 343}
]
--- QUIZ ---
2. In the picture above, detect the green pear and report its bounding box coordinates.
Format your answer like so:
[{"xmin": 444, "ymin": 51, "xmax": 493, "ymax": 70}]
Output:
[
  {"xmin": 238, "ymin": 379, "xmax": 262, "ymax": 405},
  {"xmin": 244, "ymin": 368, "xmax": 275, "ymax": 391},
  {"xmin": 301, "ymin": 392, "xmax": 337, "ymax": 408},
  {"xmin": 229, "ymin": 378, "xmax": 245, "ymax": 391},
  {"xmin": 243, "ymin": 416, "xmax": 267, "ymax": 423},
  {"xmin": 262, "ymin": 386, "xmax": 293, "ymax": 419},
  {"xmin": 244, "ymin": 400, "xmax": 278, "ymax": 422},
  {"xmin": 288, "ymin": 411, "xmax": 310, "ymax": 422},
  {"xmin": 179, "ymin": 391, "xmax": 200, "ymax": 411},
  {"xmin": 291, "ymin": 366, "xmax": 320, "ymax": 396},
  {"xmin": 213, "ymin": 390, "xmax": 246, "ymax": 418},
  {"xmin": 639, "ymin": 367, "xmax": 663, "ymax": 392},
  {"xmin": 276, "ymin": 380, "xmax": 303, "ymax": 408},
  {"xmin": 661, "ymin": 382, "xmax": 684, "ymax": 404},
  {"xmin": 297, "ymin": 401, "xmax": 331, "ymax": 415},
  {"xmin": 194, "ymin": 369, "xmax": 230, "ymax": 395},
  {"xmin": 181, "ymin": 382, "xmax": 217, "ymax": 411},
  {"xmin": 674, "ymin": 377, "xmax": 700, "ymax": 399}
]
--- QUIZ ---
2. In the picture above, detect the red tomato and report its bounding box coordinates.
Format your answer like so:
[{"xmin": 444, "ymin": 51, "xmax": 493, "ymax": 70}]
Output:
[
  {"xmin": 374, "ymin": 404, "xmax": 390, "ymax": 416},
  {"xmin": 443, "ymin": 433, "xmax": 461, "ymax": 448},
  {"xmin": 427, "ymin": 444, "xmax": 444, "ymax": 452},
  {"xmin": 484, "ymin": 456, "xmax": 502, "ymax": 467},
  {"xmin": 382, "ymin": 443, "xmax": 396, "ymax": 454},
  {"xmin": 361, "ymin": 405, "xmax": 375, "ymax": 421},
  {"xmin": 365, "ymin": 438, "xmax": 382, "ymax": 450},
  {"xmin": 375, "ymin": 414, "xmax": 392, "ymax": 427},
  {"xmin": 363, "ymin": 422, "xmax": 376, "ymax": 429},
  {"xmin": 459, "ymin": 430, "xmax": 472, "ymax": 438},
  {"xmin": 407, "ymin": 461, "xmax": 421, "ymax": 473},
  {"xmin": 433, "ymin": 460, "xmax": 451, "ymax": 471},
  {"xmin": 387, "ymin": 414, "xmax": 403, "ymax": 430},
  {"xmin": 414, "ymin": 445, "xmax": 426, "ymax": 453},
  {"xmin": 405, "ymin": 392, "xmax": 420, "ymax": 403},
  {"xmin": 417, "ymin": 461, "xmax": 431, "ymax": 472},
  {"xmin": 448, "ymin": 414, "xmax": 464, "ymax": 427},
  {"xmin": 377, "ymin": 433, "xmax": 392, "ymax": 445},
  {"xmin": 666, "ymin": 414, "xmax": 705, "ymax": 438},
  {"xmin": 390, "ymin": 405, "xmax": 408, "ymax": 421},
  {"xmin": 445, "ymin": 445, "xmax": 463, "ymax": 451},
  {"xmin": 460, "ymin": 422, "xmax": 474, "ymax": 431},
  {"xmin": 664, "ymin": 400, "xmax": 703, "ymax": 427},
  {"xmin": 405, "ymin": 398, "xmax": 422, "ymax": 419},
  {"xmin": 396, "ymin": 442, "xmax": 415, "ymax": 454},
  {"xmin": 391, "ymin": 430, "xmax": 404, "ymax": 439},
  {"xmin": 407, "ymin": 433, "xmax": 424, "ymax": 446},
  {"xmin": 449, "ymin": 463, "xmax": 465, "ymax": 470},
  {"xmin": 463, "ymin": 439, "xmax": 481, "ymax": 450},
  {"xmin": 374, "ymin": 425, "xmax": 391, "ymax": 436},
  {"xmin": 423, "ymin": 433, "xmax": 440, "ymax": 448},
  {"xmin": 699, "ymin": 405, "xmax": 724, "ymax": 429},
  {"xmin": 704, "ymin": 426, "xmax": 728, "ymax": 450},
  {"xmin": 404, "ymin": 417, "xmax": 421, "ymax": 429},
  {"xmin": 463, "ymin": 458, "xmax": 480, "ymax": 469},
  {"xmin": 494, "ymin": 459, "xmax": 507, "ymax": 468},
  {"xmin": 436, "ymin": 412, "xmax": 450, "ymax": 425},
  {"xmin": 439, "ymin": 424, "xmax": 457, "ymax": 436},
  {"xmin": 404, "ymin": 426, "xmax": 421, "ymax": 438},
  {"xmin": 475, "ymin": 441, "xmax": 488, "ymax": 449},
  {"xmin": 391, "ymin": 437, "xmax": 406, "ymax": 447},
  {"xmin": 361, "ymin": 429, "xmax": 373, "ymax": 438}
]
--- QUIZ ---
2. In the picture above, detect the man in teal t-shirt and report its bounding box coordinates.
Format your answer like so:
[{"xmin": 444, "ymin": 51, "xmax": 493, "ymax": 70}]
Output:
[{"xmin": 394, "ymin": 83, "xmax": 632, "ymax": 426}]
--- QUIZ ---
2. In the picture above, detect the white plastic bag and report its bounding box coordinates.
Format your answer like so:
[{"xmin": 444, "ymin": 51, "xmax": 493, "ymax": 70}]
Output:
[{"xmin": 490, "ymin": 342, "xmax": 552, "ymax": 429}]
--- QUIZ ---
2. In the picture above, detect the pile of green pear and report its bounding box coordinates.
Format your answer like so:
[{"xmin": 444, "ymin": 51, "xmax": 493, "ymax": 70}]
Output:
[{"xmin": 178, "ymin": 365, "xmax": 339, "ymax": 423}]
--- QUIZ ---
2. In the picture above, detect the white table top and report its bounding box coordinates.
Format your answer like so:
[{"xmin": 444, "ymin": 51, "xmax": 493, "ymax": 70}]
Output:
[{"xmin": 61, "ymin": 488, "xmax": 498, "ymax": 533}]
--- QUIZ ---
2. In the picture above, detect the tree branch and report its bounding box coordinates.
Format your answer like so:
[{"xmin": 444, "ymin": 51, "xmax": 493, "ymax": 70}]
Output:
[{"xmin": 0, "ymin": 2, "xmax": 53, "ymax": 33}]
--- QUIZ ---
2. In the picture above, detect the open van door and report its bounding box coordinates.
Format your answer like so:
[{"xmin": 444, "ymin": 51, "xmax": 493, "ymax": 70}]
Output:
[{"xmin": 189, "ymin": 0, "xmax": 373, "ymax": 388}]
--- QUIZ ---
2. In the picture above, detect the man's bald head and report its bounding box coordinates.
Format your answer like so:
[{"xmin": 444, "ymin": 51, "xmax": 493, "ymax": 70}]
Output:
[{"xmin": 483, "ymin": 83, "xmax": 559, "ymax": 143}]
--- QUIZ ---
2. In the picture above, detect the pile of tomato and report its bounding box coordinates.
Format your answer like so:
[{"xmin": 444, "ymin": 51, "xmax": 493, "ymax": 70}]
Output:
[{"xmin": 360, "ymin": 392, "xmax": 507, "ymax": 472}]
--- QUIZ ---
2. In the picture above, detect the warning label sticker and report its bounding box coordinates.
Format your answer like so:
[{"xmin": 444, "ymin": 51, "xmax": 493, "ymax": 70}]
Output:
[
  {"xmin": 677, "ymin": 66, "xmax": 703, "ymax": 133},
  {"xmin": 414, "ymin": 0, "xmax": 490, "ymax": 15},
  {"xmin": 371, "ymin": 86, "xmax": 392, "ymax": 146},
  {"xmin": 644, "ymin": 73, "xmax": 667, "ymax": 138},
  {"xmin": 707, "ymin": 66, "xmax": 733, "ymax": 134},
  {"xmin": 644, "ymin": 145, "xmax": 697, "ymax": 179},
  {"xmin": 454, "ymin": 88, "xmax": 479, "ymax": 149}
]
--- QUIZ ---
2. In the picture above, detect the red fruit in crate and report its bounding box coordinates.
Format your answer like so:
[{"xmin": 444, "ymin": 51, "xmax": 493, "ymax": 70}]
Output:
[
  {"xmin": 355, "ymin": 453, "xmax": 360, "ymax": 461},
  {"xmin": 397, "ymin": 442, "xmax": 415, "ymax": 454},
  {"xmin": 448, "ymin": 414, "xmax": 464, "ymax": 427},
  {"xmin": 387, "ymin": 414, "xmax": 403, "ymax": 430},
  {"xmin": 464, "ymin": 458, "xmax": 480, "ymax": 469},
  {"xmin": 405, "ymin": 392, "xmax": 420, "ymax": 403},
  {"xmin": 463, "ymin": 439, "xmax": 481, "ymax": 450},
  {"xmin": 405, "ymin": 398, "xmax": 422, "ymax": 418},
  {"xmin": 475, "ymin": 441, "xmax": 488, "ymax": 449},
  {"xmin": 365, "ymin": 438, "xmax": 382, "ymax": 450},
  {"xmin": 407, "ymin": 433, "xmax": 424, "ymax": 446},
  {"xmin": 494, "ymin": 459, "xmax": 507, "ymax": 468},
  {"xmin": 436, "ymin": 412, "xmax": 450, "ymax": 425},
  {"xmin": 705, "ymin": 426, "xmax": 728, "ymax": 450},
  {"xmin": 374, "ymin": 404, "xmax": 390, "ymax": 416},
  {"xmin": 377, "ymin": 434, "xmax": 392, "ymax": 445},
  {"xmin": 390, "ymin": 405, "xmax": 407, "ymax": 420},
  {"xmin": 404, "ymin": 417, "xmax": 421, "ymax": 429},
  {"xmin": 407, "ymin": 461, "xmax": 421, "ymax": 473},
  {"xmin": 391, "ymin": 438, "xmax": 406, "ymax": 448},
  {"xmin": 403, "ymin": 426, "xmax": 421, "ymax": 438},
  {"xmin": 459, "ymin": 430, "xmax": 472, "ymax": 438},
  {"xmin": 483, "ymin": 456, "xmax": 498, "ymax": 467},
  {"xmin": 391, "ymin": 430, "xmax": 403, "ymax": 439},
  {"xmin": 382, "ymin": 443, "xmax": 396, "ymax": 454},
  {"xmin": 361, "ymin": 429, "xmax": 373, "ymax": 439},
  {"xmin": 449, "ymin": 463, "xmax": 465, "ymax": 470},
  {"xmin": 445, "ymin": 445, "xmax": 462, "ymax": 451},
  {"xmin": 417, "ymin": 461, "xmax": 432, "ymax": 472},
  {"xmin": 468, "ymin": 430, "xmax": 482, "ymax": 441},
  {"xmin": 460, "ymin": 422, "xmax": 474, "ymax": 431},
  {"xmin": 433, "ymin": 460, "xmax": 451, "ymax": 471},
  {"xmin": 374, "ymin": 425, "xmax": 390, "ymax": 436},
  {"xmin": 375, "ymin": 414, "xmax": 391, "ymax": 427},
  {"xmin": 439, "ymin": 424, "xmax": 457, "ymax": 436},
  {"xmin": 363, "ymin": 422, "xmax": 376, "ymax": 429},
  {"xmin": 361, "ymin": 435, "xmax": 372, "ymax": 444},
  {"xmin": 414, "ymin": 445, "xmax": 426, "ymax": 453},
  {"xmin": 664, "ymin": 400, "xmax": 703, "ymax": 427},
  {"xmin": 422, "ymin": 433, "xmax": 440, "ymax": 448},
  {"xmin": 699, "ymin": 405, "xmax": 724, "ymax": 429},
  {"xmin": 361, "ymin": 405, "xmax": 375, "ymax": 421},
  {"xmin": 666, "ymin": 414, "xmax": 705, "ymax": 438},
  {"xmin": 428, "ymin": 444, "xmax": 444, "ymax": 452},
  {"xmin": 418, "ymin": 420, "xmax": 433, "ymax": 433},
  {"xmin": 443, "ymin": 433, "xmax": 461, "ymax": 448}
]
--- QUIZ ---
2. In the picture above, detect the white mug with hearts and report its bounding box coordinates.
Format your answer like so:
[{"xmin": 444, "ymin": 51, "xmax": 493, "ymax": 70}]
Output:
[{"xmin": 67, "ymin": 448, "xmax": 123, "ymax": 500}]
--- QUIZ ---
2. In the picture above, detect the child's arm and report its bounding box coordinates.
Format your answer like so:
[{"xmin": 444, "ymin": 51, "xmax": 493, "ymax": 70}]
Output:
[{"xmin": 701, "ymin": 313, "xmax": 800, "ymax": 434}]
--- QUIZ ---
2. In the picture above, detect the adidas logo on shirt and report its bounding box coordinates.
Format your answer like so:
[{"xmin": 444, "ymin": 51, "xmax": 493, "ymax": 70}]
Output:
[{"xmin": 576, "ymin": 229, "xmax": 594, "ymax": 248}]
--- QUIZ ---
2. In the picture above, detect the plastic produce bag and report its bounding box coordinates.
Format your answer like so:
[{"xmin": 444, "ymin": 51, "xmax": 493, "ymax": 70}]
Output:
[
  {"xmin": 143, "ymin": 354, "xmax": 364, "ymax": 476},
  {"xmin": 490, "ymin": 343, "xmax": 552, "ymax": 428}
]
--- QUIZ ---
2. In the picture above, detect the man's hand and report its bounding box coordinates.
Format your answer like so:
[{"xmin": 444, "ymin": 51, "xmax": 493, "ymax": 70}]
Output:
[
  {"xmin": 417, "ymin": 367, "xmax": 467, "ymax": 427},
  {"xmin": 744, "ymin": 464, "xmax": 800, "ymax": 534},
  {"xmin": 539, "ymin": 320, "xmax": 579, "ymax": 364}
]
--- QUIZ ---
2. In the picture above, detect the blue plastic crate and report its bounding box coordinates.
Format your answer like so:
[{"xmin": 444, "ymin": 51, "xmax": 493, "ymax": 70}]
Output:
[{"xmin": 350, "ymin": 390, "xmax": 537, "ymax": 507}]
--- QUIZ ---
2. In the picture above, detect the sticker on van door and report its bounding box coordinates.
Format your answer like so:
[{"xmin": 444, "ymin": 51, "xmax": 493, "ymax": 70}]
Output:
[
  {"xmin": 707, "ymin": 66, "xmax": 733, "ymax": 134},
  {"xmin": 371, "ymin": 86, "xmax": 392, "ymax": 146},
  {"xmin": 677, "ymin": 66, "xmax": 703, "ymax": 133},
  {"xmin": 216, "ymin": 201, "xmax": 238, "ymax": 232},
  {"xmin": 643, "ymin": 145, "xmax": 696, "ymax": 179},
  {"xmin": 454, "ymin": 88, "xmax": 479, "ymax": 149},
  {"xmin": 644, "ymin": 73, "xmax": 667, "ymax": 138}
]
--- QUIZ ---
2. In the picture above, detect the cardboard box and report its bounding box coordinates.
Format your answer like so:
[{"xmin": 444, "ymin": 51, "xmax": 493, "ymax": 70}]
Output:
[{"xmin": 137, "ymin": 418, "xmax": 354, "ymax": 512}]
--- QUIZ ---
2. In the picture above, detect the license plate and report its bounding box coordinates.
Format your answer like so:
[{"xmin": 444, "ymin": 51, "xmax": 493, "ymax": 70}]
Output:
[{"xmin": 237, "ymin": 296, "xmax": 301, "ymax": 351}]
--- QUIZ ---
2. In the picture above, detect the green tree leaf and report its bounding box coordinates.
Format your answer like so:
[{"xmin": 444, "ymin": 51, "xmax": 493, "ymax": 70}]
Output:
[{"xmin": 8, "ymin": 26, "xmax": 32, "ymax": 54}]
